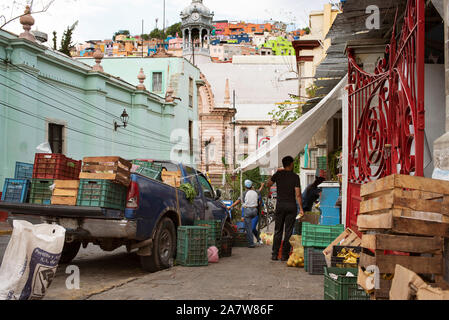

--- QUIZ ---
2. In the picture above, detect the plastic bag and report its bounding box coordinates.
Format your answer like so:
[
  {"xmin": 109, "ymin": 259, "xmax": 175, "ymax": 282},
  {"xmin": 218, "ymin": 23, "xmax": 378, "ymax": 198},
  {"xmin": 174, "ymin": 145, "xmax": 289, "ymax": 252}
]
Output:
[
  {"xmin": 207, "ymin": 246, "xmax": 219, "ymax": 263},
  {"xmin": 260, "ymin": 232, "xmax": 273, "ymax": 245},
  {"xmin": 36, "ymin": 142, "xmax": 52, "ymax": 154},
  {"xmin": 287, "ymin": 235, "xmax": 304, "ymax": 268},
  {"xmin": 0, "ymin": 220, "xmax": 66, "ymax": 300}
]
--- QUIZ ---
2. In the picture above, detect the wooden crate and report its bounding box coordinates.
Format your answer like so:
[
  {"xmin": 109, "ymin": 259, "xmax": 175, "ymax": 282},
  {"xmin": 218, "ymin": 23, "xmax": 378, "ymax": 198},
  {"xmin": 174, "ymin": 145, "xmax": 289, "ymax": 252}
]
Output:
[
  {"xmin": 161, "ymin": 171, "xmax": 181, "ymax": 188},
  {"xmin": 360, "ymin": 174, "xmax": 449, "ymax": 220},
  {"xmin": 79, "ymin": 157, "xmax": 132, "ymax": 187},
  {"xmin": 358, "ymin": 232, "xmax": 444, "ymax": 300},
  {"xmin": 51, "ymin": 180, "xmax": 80, "ymax": 206},
  {"xmin": 358, "ymin": 174, "xmax": 449, "ymax": 236}
]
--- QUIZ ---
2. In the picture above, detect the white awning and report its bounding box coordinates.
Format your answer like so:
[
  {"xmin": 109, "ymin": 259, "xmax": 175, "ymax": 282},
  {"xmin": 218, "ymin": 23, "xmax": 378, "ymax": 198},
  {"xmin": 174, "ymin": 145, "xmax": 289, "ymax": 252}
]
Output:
[{"xmin": 235, "ymin": 74, "xmax": 347, "ymax": 173}]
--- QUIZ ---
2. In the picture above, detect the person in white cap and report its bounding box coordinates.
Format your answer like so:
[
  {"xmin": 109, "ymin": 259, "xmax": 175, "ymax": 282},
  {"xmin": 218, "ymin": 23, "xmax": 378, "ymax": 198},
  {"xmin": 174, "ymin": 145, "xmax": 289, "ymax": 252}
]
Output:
[{"xmin": 227, "ymin": 179, "xmax": 264, "ymax": 248}]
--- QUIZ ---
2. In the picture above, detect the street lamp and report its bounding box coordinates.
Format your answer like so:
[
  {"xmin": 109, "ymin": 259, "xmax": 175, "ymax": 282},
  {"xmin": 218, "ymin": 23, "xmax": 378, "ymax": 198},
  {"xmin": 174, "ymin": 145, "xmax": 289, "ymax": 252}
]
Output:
[
  {"xmin": 114, "ymin": 109, "xmax": 129, "ymax": 131},
  {"xmin": 205, "ymin": 137, "xmax": 214, "ymax": 173}
]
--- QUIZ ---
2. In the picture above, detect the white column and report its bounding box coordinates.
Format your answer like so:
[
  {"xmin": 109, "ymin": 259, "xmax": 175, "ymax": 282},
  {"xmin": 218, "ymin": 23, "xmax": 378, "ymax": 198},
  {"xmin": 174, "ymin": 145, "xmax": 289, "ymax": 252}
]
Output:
[
  {"xmin": 182, "ymin": 29, "xmax": 186, "ymax": 49},
  {"xmin": 188, "ymin": 29, "xmax": 192, "ymax": 49},
  {"xmin": 207, "ymin": 29, "xmax": 210, "ymax": 48},
  {"xmin": 200, "ymin": 28, "xmax": 204, "ymax": 48},
  {"xmin": 341, "ymin": 86, "xmax": 349, "ymax": 228}
]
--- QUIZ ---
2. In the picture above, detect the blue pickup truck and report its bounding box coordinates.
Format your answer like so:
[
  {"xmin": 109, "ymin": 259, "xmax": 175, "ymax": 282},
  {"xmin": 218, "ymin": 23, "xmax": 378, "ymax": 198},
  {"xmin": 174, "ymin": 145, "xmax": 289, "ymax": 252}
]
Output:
[{"xmin": 0, "ymin": 161, "xmax": 232, "ymax": 272}]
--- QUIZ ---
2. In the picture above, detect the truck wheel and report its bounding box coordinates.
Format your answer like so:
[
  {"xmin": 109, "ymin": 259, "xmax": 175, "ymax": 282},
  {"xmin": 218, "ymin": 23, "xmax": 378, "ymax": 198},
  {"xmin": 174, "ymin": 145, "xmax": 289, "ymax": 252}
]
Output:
[
  {"xmin": 222, "ymin": 221, "xmax": 235, "ymax": 240},
  {"xmin": 59, "ymin": 240, "xmax": 81, "ymax": 264},
  {"xmin": 140, "ymin": 218, "xmax": 176, "ymax": 272}
]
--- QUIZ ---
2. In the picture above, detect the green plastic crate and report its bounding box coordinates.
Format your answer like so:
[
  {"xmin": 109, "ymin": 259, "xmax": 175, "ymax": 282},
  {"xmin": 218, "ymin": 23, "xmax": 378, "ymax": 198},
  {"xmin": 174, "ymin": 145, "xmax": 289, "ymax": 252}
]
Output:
[
  {"xmin": 132, "ymin": 160, "xmax": 162, "ymax": 170},
  {"xmin": 301, "ymin": 223, "xmax": 344, "ymax": 247},
  {"xmin": 194, "ymin": 220, "xmax": 222, "ymax": 247},
  {"xmin": 29, "ymin": 179, "xmax": 54, "ymax": 205},
  {"xmin": 136, "ymin": 166, "xmax": 162, "ymax": 180},
  {"xmin": 76, "ymin": 179, "xmax": 127, "ymax": 210},
  {"xmin": 324, "ymin": 267, "xmax": 370, "ymax": 300},
  {"xmin": 176, "ymin": 226, "xmax": 209, "ymax": 267}
]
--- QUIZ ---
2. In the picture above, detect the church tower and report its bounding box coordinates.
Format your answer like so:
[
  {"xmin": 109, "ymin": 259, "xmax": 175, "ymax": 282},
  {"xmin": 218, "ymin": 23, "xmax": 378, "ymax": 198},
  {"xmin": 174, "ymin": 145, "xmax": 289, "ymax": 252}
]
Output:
[{"xmin": 180, "ymin": 0, "xmax": 214, "ymax": 64}]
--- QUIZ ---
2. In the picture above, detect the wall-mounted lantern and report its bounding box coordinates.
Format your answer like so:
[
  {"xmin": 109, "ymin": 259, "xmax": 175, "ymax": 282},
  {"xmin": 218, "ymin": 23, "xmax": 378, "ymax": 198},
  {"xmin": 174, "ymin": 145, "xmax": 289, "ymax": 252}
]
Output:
[{"xmin": 114, "ymin": 109, "xmax": 129, "ymax": 131}]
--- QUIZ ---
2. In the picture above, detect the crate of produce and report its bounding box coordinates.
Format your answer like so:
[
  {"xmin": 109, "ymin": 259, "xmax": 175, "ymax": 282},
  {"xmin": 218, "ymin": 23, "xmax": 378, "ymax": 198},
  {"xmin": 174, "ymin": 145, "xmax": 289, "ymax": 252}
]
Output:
[
  {"xmin": 322, "ymin": 228, "xmax": 361, "ymax": 268},
  {"xmin": 51, "ymin": 180, "xmax": 80, "ymax": 206},
  {"xmin": 220, "ymin": 236, "xmax": 233, "ymax": 257},
  {"xmin": 301, "ymin": 222, "xmax": 345, "ymax": 248},
  {"xmin": 80, "ymin": 157, "xmax": 132, "ymax": 187},
  {"xmin": 14, "ymin": 162, "xmax": 34, "ymax": 180},
  {"xmin": 76, "ymin": 179, "xmax": 127, "ymax": 210},
  {"xmin": 29, "ymin": 179, "xmax": 54, "ymax": 205},
  {"xmin": 176, "ymin": 226, "xmax": 209, "ymax": 267},
  {"xmin": 308, "ymin": 247, "xmax": 327, "ymax": 275},
  {"xmin": 194, "ymin": 220, "xmax": 222, "ymax": 247},
  {"xmin": 33, "ymin": 153, "xmax": 81, "ymax": 180},
  {"xmin": 324, "ymin": 267, "xmax": 369, "ymax": 300},
  {"xmin": 233, "ymin": 231, "xmax": 248, "ymax": 247},
  {"xmin": 1, "ymin": 179, "xmax": 30, "ymax": 203},
  {"xmin": 331, "ymin": 245, "xmax": 361, "ymax": 268}
]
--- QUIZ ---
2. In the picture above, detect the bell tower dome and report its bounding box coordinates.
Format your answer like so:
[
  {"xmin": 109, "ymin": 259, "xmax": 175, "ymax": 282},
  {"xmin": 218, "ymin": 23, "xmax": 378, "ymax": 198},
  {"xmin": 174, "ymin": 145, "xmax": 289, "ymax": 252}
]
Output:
[{"xmin": 180, "ymin": 0, "xmax": 214, "ymax": 64}]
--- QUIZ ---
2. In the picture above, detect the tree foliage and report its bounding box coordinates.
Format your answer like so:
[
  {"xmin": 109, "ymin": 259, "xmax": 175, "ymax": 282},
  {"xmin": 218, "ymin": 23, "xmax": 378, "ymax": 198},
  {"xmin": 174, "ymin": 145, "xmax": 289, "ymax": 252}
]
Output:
[
  {"xmin": 149, "ymin": 28, "xmax": 165, "ymax": 40},
  {"xmin": 59, "ymin": 21, "xmax": 78, "ymax": 57},
  {"xmin": 113, "ymin": 30, "xmax": 130, "ymax": 41},
  {"xmin": 166, "ymin": 22, "xmax": 182, "ymax": 38}
]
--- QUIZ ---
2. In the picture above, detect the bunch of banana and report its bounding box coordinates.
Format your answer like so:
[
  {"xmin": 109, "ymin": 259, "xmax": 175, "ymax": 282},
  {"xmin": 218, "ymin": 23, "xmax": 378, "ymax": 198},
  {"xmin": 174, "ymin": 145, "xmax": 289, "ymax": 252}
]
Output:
[{"xmin": 337, "ymin": 248, "xmax": 360, "ymax": 265}]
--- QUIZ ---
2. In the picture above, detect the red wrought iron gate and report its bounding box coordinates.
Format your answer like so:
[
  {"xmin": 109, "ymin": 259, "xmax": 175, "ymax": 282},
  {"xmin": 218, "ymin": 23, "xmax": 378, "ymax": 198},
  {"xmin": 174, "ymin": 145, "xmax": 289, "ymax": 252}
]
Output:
[{"xmin": 346, "ymin": 0, "xmax": 425, "ymax": 230}]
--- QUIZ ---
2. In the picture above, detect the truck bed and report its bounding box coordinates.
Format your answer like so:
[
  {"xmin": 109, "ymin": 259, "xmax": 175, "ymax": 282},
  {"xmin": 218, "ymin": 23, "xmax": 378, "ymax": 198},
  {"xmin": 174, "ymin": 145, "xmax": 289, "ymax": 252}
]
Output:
[{"xmin": 0, "ymin": 202, "xmax": 123, "ymax": 219}]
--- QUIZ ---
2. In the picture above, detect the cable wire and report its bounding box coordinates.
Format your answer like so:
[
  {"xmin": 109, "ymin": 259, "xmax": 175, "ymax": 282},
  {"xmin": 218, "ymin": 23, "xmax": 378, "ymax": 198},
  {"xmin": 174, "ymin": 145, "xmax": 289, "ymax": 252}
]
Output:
[
  {"xmin": 0, "ymin": 71, "xmax": 193, "ymax": 149},
  {"xmin": 0, "ymin": 100, "xmax": 176, "ymax": 152}
]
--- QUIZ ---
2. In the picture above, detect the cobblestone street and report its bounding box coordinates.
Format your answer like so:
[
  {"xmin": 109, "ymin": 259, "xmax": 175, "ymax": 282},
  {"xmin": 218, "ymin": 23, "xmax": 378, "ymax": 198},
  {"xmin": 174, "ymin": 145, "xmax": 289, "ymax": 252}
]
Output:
[{"xmin": 35, "ymin": 241, "xmax": 323, "ymax": 300}]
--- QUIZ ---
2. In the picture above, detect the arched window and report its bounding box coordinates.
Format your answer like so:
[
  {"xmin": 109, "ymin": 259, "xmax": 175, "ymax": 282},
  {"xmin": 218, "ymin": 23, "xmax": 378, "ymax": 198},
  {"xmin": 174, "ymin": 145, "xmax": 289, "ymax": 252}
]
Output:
[{"xmin": 239, "ymin": 127, "xmax": 248, "ymax": 145}]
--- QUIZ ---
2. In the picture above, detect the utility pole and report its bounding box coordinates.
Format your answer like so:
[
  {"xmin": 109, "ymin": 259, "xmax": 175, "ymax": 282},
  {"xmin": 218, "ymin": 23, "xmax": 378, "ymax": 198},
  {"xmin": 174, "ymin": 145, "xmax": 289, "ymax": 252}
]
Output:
[
  {"xmin": 232, "ymin": 90, "xmax": 236, "ymax": 169},
  {"xmin": 141, "ymin": 19, "xmax": 144, "ymax": 57},
  {"xmin": 163, "ymin": 0, "xmax": 166, "ymax": 33}
]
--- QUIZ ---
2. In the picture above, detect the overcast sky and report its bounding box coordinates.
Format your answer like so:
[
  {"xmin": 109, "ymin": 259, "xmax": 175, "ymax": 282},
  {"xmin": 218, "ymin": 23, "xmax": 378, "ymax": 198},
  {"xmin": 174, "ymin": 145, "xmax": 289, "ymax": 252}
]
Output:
[{"xmin": 1, "ymin": 0, "xmax": 330, "ymax": 45}]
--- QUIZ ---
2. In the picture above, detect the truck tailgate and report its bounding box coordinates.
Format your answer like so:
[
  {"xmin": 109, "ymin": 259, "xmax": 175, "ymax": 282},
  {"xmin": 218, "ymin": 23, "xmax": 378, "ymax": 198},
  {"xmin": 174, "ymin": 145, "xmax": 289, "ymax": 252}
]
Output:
[{"xmin": 0, "ymin": 203, "xmax": 123, "ymax": 219}]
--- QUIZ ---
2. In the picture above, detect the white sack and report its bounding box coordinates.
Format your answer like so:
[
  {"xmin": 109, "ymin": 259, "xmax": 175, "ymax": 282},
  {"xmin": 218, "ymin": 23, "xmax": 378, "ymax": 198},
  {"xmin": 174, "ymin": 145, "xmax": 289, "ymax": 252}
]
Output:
[{"xmin": 0, "ymin": 220, "xmax": 66, "ymax": 300}]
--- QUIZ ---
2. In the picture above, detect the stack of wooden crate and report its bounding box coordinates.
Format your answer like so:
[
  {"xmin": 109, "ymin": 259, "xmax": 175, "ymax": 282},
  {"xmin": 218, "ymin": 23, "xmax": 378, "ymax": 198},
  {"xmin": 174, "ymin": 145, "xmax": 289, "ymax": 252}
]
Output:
[
  {"xmin": 357, "ymin": 174, "xmax": 449, "ymax": 300},
  {"xmin": 79, "ymin": 157, "xmax": 132, "ymax": 187}
]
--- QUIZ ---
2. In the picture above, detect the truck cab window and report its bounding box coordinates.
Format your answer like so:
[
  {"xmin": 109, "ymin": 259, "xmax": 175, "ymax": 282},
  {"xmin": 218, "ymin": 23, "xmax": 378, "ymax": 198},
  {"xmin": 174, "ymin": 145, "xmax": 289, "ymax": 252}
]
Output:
[
  {"xmin": 185, "ymin": 166, "xmax": 200, "ymax": 194},
  {"xmin": 197, "ymin": 175, "xmax": 214, "ymax": 199}
]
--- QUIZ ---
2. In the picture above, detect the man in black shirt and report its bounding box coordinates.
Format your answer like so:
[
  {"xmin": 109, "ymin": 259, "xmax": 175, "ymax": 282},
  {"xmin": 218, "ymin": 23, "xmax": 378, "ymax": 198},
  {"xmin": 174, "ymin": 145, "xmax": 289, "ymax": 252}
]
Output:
[{"xmin": 264, "ymin": 156, "xmax": 304, "ymax": 261}]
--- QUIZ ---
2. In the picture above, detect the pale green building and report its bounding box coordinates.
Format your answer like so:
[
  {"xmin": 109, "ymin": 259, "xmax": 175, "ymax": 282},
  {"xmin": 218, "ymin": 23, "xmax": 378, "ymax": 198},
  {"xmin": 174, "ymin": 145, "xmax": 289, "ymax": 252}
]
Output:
[{"xmin": 0, "ymin": 29, "xmax": 201, "ymax": 190}]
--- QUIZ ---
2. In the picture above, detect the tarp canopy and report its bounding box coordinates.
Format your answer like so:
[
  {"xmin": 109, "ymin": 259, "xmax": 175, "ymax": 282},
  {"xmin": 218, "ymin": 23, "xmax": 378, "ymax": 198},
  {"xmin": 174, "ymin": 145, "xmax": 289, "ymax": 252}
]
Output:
[{"xmin": 235, "ymin": 74, "xmax": 347, "ymax": 173}]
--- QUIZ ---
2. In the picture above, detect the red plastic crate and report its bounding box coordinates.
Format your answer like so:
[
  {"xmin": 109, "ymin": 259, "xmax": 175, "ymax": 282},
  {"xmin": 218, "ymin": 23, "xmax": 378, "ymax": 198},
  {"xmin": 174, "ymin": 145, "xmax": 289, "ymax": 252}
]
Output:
[{"xmin": 33, "ymin": 153, "xmax": 82, "ymax": 180}]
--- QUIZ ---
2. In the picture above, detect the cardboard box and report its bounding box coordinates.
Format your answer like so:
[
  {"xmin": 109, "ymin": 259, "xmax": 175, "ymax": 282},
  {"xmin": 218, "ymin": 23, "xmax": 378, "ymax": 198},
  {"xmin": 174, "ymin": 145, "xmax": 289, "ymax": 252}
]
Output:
[
  {"xmin": 417, "ymin": 286, "xmax": 449, "ymax": 300},
  {"xmin": 389, "ymin": 264, "xmax": 449, "ymax": 300}
]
